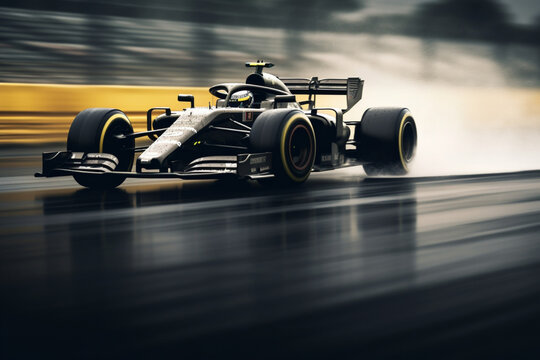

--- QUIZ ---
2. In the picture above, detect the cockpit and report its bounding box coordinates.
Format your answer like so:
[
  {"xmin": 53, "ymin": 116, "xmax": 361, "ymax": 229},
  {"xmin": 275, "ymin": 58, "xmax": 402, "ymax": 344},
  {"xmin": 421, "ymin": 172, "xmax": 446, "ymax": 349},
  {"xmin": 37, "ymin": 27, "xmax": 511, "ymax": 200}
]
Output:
[{"xmin": 211, "ymin": 61, "xmax": 300, "ymax": 110}]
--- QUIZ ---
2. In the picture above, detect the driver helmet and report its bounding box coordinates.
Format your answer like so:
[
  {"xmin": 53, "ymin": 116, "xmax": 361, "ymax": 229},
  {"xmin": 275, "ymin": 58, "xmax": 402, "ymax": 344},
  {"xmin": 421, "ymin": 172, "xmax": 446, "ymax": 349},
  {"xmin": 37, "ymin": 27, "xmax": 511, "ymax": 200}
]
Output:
[{"xmin": 229, "ymin": 90, "xmax": 253, "ymax": 108}]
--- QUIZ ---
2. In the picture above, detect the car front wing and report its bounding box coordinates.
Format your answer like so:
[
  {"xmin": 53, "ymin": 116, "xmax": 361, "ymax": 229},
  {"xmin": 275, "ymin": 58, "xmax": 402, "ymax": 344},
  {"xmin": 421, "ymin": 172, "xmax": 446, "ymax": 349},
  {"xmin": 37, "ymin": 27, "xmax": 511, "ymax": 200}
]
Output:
[{"xmin": 35, "ymin": 151, "xmax": 274, "ymax": 180}]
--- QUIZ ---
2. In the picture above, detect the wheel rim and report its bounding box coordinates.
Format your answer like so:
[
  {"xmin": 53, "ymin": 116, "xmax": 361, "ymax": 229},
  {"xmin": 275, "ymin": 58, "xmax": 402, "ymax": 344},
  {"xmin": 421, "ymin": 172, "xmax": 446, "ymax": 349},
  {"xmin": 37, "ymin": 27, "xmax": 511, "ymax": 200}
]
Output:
[
  {"xmin": 288, "ymin": 124, "xmax": 313, "ymax": 171},
  {"xmin": 102, "ymin": 120, "xmax": 134, "ymax": 171}
]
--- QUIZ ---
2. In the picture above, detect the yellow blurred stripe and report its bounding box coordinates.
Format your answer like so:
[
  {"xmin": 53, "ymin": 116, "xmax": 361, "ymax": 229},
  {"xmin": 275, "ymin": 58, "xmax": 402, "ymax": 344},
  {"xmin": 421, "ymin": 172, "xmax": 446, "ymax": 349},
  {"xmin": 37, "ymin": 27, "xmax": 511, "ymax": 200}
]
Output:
[
  {"xmin": 0, "ymin": 83, "xmax": 214, "ymax": 145},
  {"xmin": 0, "ymin": 83, "xmax": 214, "ymax": 112}
]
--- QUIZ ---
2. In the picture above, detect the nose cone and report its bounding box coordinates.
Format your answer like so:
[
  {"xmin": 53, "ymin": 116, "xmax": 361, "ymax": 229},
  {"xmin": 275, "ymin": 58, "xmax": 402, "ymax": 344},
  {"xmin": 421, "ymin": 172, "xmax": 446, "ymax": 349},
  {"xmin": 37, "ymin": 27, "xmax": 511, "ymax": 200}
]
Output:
[{"xmin": 137, "ymin": 107, "xmax": 220, "ymax": 172}]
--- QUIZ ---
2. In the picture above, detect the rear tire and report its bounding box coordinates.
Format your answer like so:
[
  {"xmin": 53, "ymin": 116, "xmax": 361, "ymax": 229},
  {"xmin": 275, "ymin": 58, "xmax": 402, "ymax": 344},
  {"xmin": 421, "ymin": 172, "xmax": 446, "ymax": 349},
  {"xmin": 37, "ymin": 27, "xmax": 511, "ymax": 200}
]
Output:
[
  {"xmin": 67, "ymin": 108, "xmax": 134, "ymax": 189},
  {"xmin": 355, "ymin": 107, "xmax": 417, "ymax": 176},
  {"xmin": 250, "ymin": 109, "xmax": 316, "ymax": 184}
]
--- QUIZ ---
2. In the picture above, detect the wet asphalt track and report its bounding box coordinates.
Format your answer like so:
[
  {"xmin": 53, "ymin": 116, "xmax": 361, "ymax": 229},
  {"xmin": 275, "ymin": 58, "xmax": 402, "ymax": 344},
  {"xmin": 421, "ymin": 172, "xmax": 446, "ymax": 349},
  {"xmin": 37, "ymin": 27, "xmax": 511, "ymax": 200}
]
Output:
[{"xmin": 2, "ymin": 169, "xmax": 540, "ymax": 359}]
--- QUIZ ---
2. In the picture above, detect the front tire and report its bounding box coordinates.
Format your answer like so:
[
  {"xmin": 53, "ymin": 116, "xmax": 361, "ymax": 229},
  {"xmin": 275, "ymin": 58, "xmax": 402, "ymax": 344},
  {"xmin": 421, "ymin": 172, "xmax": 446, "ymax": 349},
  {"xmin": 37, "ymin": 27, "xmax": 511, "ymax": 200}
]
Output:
[
  {"xmin": 67, "ymin": 108, "xmax": 134, "ymax": 189},
  {"xmin": 355, "ymin": 107, "xmax": 417, "ymax": 176},
  {"xmin": 250, "ymin": 109, "xmax": 316, "ymax": 184}
]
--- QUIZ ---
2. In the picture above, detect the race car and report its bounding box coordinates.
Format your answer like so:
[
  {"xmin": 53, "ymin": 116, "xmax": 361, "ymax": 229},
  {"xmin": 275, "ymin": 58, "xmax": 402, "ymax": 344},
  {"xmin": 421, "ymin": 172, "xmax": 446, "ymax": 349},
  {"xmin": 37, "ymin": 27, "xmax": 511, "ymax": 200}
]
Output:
[{"xmin": 36, "ymin": 61, "xmax": 417, "ymax": 188}]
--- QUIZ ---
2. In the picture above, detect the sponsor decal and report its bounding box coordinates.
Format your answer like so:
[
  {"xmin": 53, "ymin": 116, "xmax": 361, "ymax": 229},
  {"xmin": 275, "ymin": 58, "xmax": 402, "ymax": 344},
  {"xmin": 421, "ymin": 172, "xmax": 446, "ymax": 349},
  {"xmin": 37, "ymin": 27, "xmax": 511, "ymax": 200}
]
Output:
[
  {"xmin": 250, "ymin": 156, "xmax": 266, "ymax": 165},
  {"xmin": 250, "ymin": 165, "xmax": 271, "ymax": 174},
  {"xmin": 164, "ymin": 130, "xmax": 184, "ymax": 137},
  {"xmin": 243, "ymin": 112, "xmax": 254, "ymax": 122},
  {"xmin": 155, "ymin": 139, "xmax": 182, "ymax": 147}
]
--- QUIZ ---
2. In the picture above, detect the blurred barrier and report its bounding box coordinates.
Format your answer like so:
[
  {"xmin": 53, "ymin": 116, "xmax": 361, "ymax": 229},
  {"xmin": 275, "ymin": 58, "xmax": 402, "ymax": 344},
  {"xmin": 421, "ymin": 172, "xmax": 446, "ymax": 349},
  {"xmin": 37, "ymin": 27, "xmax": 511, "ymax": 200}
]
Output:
[
  {"xmin": 0, "ymin": 83, "xmax": 214, "ymax": 145},
  {"xmin": 1, "ymin": 83, "xmax": 540, "ymax": 146}
]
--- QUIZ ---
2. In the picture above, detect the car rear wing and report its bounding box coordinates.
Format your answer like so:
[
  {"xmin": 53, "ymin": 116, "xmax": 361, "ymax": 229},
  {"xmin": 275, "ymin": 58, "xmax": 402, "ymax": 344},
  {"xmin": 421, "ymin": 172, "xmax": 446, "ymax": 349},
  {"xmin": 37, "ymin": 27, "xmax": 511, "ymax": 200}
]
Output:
[{"xmin": 280, "ymin": 77, "xmax": 364, "ymax": 113}]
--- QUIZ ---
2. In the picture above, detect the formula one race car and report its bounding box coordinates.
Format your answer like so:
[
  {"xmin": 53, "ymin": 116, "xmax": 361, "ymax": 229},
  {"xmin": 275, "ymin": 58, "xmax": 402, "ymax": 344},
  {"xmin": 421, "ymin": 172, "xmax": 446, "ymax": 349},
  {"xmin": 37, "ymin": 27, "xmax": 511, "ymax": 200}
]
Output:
[{"xmin": 36, "ymin": 61, "xmax": 417, "ymax": 188}]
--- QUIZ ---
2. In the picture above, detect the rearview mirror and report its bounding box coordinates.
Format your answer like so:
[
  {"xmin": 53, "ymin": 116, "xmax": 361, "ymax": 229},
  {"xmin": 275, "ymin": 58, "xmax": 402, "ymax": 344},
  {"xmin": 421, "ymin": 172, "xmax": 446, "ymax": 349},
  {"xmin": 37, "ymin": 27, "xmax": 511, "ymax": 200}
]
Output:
[
  {"xmin": 178, "ymin": 94, "xmax": 195, "ymax": 108},
  {"xmin": 274, "ymin": 95, "xmax": 296, "ymax": 108},
  {"xmin": 275, "ymin": 95, "xmax": 296, "ymax": 103}
]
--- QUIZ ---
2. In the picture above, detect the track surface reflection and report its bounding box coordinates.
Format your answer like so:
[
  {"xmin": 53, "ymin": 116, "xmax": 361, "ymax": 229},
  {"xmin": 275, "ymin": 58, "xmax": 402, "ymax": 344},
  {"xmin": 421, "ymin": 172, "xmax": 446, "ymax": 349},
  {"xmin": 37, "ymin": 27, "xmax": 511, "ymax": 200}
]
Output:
[{"xmin": 2, "ymin": 170, "xmax": 540, "ymax": 358}]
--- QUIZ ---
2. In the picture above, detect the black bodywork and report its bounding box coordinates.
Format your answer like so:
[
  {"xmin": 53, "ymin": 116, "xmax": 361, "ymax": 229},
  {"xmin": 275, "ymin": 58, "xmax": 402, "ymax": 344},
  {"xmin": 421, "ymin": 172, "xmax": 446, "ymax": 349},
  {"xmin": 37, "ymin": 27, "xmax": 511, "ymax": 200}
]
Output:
[{"xmin": 36, "ymin": 61, "xmax": 404, "ymax": 185}]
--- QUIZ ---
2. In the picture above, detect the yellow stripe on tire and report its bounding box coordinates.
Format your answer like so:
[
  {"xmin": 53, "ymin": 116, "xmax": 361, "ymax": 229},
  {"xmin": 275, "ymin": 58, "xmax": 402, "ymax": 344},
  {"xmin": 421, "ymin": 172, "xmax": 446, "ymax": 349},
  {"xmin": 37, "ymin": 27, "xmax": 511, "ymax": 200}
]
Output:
[
  {"xmin": 99, "ymin": 112, "xmax": 133, "ymax": 171},
  {"xmin": 99, "ymin": 113, "xmax": 131, "ymax": 153},
  {"xmin": 279, "ymin": 113, "xmax": 316, "ymax": 183},
  {"xmin": 398, "ymin": 111, "xmax": 412, "ymax": 171}
]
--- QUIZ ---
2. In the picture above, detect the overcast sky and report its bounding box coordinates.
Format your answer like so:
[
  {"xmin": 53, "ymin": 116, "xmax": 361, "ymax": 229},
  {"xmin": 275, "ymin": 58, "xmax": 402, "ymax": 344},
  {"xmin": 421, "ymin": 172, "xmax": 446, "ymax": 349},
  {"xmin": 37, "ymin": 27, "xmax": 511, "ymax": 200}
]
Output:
[{"xmin": 362, "ymin": 0, "xmax": 540, "ymax": 25}]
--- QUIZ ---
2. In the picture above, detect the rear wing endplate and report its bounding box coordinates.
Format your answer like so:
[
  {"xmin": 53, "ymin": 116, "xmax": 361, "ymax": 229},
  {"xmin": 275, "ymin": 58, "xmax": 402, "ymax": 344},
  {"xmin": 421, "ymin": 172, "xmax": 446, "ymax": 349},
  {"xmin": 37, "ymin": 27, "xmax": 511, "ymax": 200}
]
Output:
[{"xmin": 280, "ymin": 77, "xmax": 364, "ymax": 113}]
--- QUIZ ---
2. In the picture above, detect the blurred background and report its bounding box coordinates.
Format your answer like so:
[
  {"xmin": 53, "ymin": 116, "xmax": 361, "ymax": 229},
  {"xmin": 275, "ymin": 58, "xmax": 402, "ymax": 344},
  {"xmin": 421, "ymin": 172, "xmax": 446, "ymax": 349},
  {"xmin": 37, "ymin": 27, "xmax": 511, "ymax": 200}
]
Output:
[
  {"xmin": 2, "ymin": 3, "xmax": 540, "ymax": 358},
  {"xmin": 0, "ymin": 0, "xmax": 539, "ymax": 175},
  {"xmin": 1, "ymin": 0, "xmax": 539, "ymax": 86}
]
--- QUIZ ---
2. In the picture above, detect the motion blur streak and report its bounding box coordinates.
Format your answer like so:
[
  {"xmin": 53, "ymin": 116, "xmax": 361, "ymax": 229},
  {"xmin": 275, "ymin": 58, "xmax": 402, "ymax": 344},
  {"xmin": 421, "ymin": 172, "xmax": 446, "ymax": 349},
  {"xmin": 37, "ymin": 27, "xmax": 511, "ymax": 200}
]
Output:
[
  {"xmin": 1, "ymin": 170, "xmax": 540, "ymax": 358},
  {"xmin": 0, "ymin": 83, "xmax": 213, "ymax": 145}
]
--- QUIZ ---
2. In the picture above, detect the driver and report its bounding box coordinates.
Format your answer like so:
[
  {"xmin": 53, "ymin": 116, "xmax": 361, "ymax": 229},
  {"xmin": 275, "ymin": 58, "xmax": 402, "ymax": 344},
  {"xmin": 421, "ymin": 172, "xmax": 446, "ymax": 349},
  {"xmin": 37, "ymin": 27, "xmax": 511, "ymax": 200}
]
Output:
[{"xmin": 228, "ymin": 90, "xmax": 254, "ymax": 108}]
